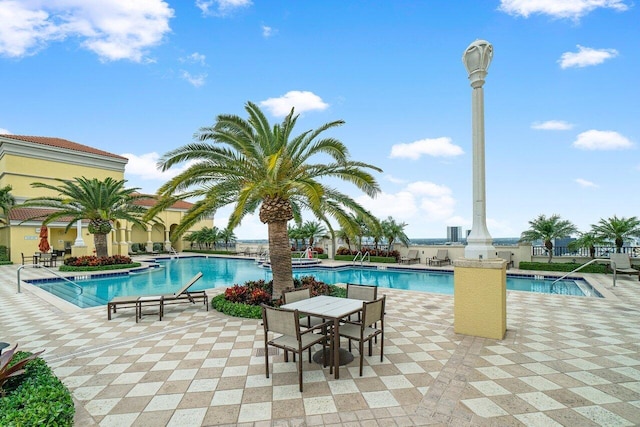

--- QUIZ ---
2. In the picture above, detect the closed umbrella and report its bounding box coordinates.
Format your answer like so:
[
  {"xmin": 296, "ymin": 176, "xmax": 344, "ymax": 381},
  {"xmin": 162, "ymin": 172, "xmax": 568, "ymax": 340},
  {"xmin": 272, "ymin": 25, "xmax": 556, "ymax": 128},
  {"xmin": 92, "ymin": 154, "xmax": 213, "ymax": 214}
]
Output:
[{"xmin": 38, "ymin": 226, "xmax": 50, "ymax": 253}]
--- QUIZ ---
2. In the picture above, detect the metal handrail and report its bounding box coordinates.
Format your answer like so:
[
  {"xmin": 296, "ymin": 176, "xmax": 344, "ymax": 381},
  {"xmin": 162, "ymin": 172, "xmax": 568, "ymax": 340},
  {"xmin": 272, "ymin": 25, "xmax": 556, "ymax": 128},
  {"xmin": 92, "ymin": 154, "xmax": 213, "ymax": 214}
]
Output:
[
  {"xmin": 352, "ymin": 251, "xmax": 370, "ymax": 265},
  {"xmin": 17, "ymin": 264, "xmax": 83, "ymax": 294},
  {"xmin": 551, "ymin": 258, "xmax": 609, "ymax": 285}
]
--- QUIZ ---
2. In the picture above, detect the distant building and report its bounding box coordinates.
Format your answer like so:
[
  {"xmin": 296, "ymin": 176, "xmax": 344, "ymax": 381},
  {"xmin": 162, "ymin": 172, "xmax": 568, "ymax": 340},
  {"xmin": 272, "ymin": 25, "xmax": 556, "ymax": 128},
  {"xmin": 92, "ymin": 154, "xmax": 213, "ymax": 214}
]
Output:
[
  {"xmin": 0, "ymin": 134, "xmax": 209, "ymax": 263},
  {"xmin": 447, "ymin": 226, "xmax": 463, "ymax": 243}
]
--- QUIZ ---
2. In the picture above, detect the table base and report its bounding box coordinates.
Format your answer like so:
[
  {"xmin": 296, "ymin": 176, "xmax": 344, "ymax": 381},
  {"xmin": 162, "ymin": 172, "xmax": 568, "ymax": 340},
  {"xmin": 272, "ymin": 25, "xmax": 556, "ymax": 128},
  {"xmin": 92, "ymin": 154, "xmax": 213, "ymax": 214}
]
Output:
[{"xmin": 312, "ymin": 348, "xmax": 354, "ymax": 366}]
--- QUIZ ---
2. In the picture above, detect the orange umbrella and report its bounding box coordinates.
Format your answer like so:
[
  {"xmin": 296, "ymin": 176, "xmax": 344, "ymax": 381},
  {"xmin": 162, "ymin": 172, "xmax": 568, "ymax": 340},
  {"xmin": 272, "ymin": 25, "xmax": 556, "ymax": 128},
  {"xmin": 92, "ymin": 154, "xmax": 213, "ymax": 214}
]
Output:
[{"xmin": 38, "ymin": 226, "xmax": 50, "ymax": 253}]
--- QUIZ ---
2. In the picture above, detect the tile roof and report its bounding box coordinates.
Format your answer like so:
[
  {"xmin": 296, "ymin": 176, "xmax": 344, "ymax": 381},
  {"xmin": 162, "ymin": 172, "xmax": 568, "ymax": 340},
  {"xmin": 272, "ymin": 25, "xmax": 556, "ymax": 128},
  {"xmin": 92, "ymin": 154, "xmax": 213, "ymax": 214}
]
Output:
[
  {"xmin": 8, "ymin": 207, "xmax": 80, "ymax": 222},
  {"xmin": 9, "ymin": 197, "xmax": 194, "ymax": 221},
  {"xmin": 133, "ymin": 195, "xmax": 193, "ymax": 210},
  {"xmin": 0, "ymin": 134, "xmax": 127, "ymax": 160}
]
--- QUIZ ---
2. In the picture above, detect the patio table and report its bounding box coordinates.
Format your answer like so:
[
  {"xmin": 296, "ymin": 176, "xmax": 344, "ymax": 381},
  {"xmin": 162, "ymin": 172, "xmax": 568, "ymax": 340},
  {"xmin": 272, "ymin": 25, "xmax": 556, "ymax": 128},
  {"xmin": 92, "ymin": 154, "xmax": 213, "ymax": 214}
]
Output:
[{"xmin": 281, "ymin": 295, "xmax": 363, "ymax": 379}]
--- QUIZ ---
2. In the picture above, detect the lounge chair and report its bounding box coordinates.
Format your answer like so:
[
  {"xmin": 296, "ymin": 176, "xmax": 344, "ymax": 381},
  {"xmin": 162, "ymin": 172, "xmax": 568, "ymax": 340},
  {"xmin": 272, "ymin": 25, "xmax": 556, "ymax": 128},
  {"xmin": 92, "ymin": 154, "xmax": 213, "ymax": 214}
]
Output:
[
  {"xmin": 161, "ymin": 271, "xmax": 208, "ymax": 305},
  {"xmin": 429, "ymin": 249, "xmax": 450, "ymax": 266},
  {"xmin": 610, "ymin": 254, "xmax": 639, "ymax": 281},
  {"xmin": 107, "ymin": 272, "xmax": 207, "ymax": 320},
  {"xmin": 399, "ymin": 249, "xmax": 420, "ymax": 265}
]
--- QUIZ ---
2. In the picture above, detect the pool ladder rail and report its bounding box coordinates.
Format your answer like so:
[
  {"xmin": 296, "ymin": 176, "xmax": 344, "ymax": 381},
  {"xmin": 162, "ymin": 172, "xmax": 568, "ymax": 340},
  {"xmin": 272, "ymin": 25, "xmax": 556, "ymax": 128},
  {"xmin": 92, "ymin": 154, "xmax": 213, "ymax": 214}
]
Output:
[
  {"xmin": 353, "ymin": 251, "xmax": 370, "ymax": 266},
  {"xmin": 16, "ymin": 264, "xmax": 83, "ymax": 294}
]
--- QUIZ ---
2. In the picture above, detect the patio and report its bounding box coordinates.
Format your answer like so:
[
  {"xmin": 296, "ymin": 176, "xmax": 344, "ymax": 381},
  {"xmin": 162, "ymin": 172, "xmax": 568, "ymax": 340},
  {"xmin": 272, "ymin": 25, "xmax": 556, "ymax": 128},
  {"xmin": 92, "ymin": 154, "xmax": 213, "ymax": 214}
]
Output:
[{"xmin": 1, "ymin": 264, "xmax": 639, "ymax": 426}]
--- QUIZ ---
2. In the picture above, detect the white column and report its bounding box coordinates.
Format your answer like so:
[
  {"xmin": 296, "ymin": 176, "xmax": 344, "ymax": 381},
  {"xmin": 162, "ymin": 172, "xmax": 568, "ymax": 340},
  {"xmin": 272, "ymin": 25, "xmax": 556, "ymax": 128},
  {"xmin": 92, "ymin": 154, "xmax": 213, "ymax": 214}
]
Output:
[
  {"xmin": 73, "ymin": 220, "xmax": 85, "ymax": 246},
  {"xmin": 463, "ymin": 40, "xmax": 496, "ymax": 260}
]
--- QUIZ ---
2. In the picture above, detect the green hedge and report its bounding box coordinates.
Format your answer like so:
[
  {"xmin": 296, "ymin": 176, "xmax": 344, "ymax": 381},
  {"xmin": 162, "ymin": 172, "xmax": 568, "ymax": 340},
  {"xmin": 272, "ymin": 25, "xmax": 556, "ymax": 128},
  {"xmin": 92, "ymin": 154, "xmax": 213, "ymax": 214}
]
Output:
[
  {"xmin": 59, "ymin": 262, "xmax": 141, "ymax": 272},
  {"xmin": 518, "ymin": 261, "xmax": 608, "ymax": 274},
  {"xmin": 212, "ymin": 284, "xmax": 347, "ymax": 319},
  {"xmin": 0, "ymin": 352, "xmax": 74, "ymax": 426},
  {"xmin": 334, "ymin": 255, "xmax": 397, "ymax": 263}
]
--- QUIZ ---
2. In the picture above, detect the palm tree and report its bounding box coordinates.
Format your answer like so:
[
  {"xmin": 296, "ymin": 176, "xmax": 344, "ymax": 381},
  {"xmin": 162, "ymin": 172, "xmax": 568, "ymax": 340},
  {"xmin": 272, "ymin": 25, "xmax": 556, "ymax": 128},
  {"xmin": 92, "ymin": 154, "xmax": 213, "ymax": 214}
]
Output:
[
  {"xmin": 567, "ymin": 231, "xmax": 607, "ymax": 259},
  {"xmin": 288, "ymin": 224, "xmax": 304, "ymax": 251},
  {"xmin": 301, "ymin": 220, "xmax": 327, "ymax": 248},
  {"xmin": 381, "ymin": 216, "xmax": 410, "ymax": 252},
  {"xmin": 520, "ymin": 214, "xmax": 578, "ymax": 263},
  {"xmin": 591, "ymin": 215, "xmax": 640, "ymax": 253},
  {"xmin": 21, "ymin": 177, "xmax": 151, "ymax": 258},
  {"xmin": 0, "ymin": 185, "xmax": 15, "ymax": 225},
  {"xmin": 219, "ymin": 227, "xmax": 236, "ymax": 251},
  {"xmin": 336, "ymin": 228, "xmax": 353, "ymax": 252},
  {"xmin": 146, "ymin": 101, "xmax": 381, "ymax": 298}
]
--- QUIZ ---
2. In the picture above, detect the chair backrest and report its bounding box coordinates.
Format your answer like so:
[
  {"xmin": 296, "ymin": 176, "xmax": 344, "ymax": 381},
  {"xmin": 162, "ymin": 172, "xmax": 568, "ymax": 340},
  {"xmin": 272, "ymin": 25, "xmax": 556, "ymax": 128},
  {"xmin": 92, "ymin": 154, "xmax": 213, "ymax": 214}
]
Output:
[
  {"xmin": 362, "ymin": 296, "xmax": 385, "ymax": 327},
  {"xmin": 174, "ymin": 272, "xmax": 204, "ymax": 295},
  {"xmin": 262, "ymin": 305, "xmax": 300, "ymax": 338},
  {"xmin": 610, "ymin": 253, "xmax": 631, "ymax": 269},
  {"xmin": 283, "ymin": 287, "xmax": 311, "ymax": 304},
  {"xmin": 40, "ymin": 253, "xmax": 51, "ymax": 261},
  {"xmin": 347, "ymin": 283, "xmax": 377, "ymax": 301},
  {"xmin": 436, "ymin": 249, "xmax": 448, "ymax": 260},
  {"xmin": 407, "ymin": 249, "xmax": 418, "ymax": 259}
]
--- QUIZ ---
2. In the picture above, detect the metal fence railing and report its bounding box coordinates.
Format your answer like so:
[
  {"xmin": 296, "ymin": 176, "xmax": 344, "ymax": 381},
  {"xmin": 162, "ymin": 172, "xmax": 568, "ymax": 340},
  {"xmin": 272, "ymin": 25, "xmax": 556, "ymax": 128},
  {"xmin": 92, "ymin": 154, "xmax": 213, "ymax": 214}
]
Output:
[{"xmin": 532, "ymin": 245, "xmax": 639, "ymax": 257}]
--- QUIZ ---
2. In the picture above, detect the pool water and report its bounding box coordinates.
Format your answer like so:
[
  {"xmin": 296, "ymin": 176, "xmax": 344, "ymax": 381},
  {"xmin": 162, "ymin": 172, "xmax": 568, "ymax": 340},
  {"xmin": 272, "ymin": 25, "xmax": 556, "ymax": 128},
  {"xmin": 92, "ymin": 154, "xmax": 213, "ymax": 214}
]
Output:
[{"xmin": 29, "ymin": 256, "xmax": 601, "ymax": 308}]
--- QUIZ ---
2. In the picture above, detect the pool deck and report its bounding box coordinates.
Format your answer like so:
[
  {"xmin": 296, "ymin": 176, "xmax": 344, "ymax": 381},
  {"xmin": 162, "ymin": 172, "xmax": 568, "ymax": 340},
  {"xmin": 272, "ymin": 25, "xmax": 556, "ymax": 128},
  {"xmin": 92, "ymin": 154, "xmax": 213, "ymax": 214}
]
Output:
[{"xmin": 1, "ymin": 259, "xmax": 639, "ymax": 426}]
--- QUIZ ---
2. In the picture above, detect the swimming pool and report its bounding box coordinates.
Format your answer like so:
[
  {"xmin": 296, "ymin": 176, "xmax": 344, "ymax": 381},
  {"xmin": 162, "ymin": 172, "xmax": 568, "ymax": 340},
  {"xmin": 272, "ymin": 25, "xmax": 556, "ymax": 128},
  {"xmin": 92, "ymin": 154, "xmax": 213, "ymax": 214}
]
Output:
[{"xmin": 29, "ymin": 256, "xmax": 602, "ymax": 308}]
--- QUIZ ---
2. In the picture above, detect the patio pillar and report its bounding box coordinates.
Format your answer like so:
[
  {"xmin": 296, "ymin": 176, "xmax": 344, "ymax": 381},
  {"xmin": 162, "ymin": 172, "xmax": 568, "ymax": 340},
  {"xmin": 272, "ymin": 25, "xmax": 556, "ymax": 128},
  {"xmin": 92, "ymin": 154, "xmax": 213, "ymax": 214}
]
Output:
[{"xmin": 454, "ymin": 40, "xmax": 506, "ymax": 340}]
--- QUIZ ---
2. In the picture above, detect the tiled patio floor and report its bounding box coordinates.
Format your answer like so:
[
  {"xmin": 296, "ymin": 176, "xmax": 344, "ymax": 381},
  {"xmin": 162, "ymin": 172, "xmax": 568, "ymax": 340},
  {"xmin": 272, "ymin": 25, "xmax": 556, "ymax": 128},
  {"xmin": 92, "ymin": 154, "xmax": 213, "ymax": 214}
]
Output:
[{"xmin": 1, "ymin": 262, "xmax": 639, "ymax": 426}]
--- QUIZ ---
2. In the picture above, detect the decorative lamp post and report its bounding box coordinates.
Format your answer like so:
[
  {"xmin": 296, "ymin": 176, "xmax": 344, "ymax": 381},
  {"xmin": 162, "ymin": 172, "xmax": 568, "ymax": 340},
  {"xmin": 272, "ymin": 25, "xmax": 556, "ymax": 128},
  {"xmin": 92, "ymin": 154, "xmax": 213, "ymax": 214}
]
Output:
[{"xmin": 462, "ymin": 39, "xmax": 496, "ymax": 260}]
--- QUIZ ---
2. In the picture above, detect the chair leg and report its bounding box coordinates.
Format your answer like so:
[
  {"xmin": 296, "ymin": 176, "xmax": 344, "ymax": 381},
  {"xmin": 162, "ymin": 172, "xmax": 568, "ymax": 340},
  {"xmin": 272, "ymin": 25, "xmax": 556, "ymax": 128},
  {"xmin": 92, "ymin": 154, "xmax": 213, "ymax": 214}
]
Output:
[
  {"xmin": 368, "ymin": 337, "xmax": 373, "ymax": 356},
  {"xmin": 380, "ymin": 332, "xmax": 384, "ymax": 362},
  {"xmin": 298, "ymin": 353, "xmax": 303, "ymax": 392},
  {"xmin": 359, "ymin": 340, "xmax": 364, "ymax": 377},
  {"xmin": 264, "ymin": 343, "xmax": 270, "ymax": 379}
]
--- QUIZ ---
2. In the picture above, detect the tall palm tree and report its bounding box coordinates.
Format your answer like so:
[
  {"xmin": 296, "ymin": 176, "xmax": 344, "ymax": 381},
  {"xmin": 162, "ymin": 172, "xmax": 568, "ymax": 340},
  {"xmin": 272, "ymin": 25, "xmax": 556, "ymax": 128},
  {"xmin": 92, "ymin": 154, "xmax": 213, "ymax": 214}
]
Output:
[
  {"xmin": 519, "ymin": 214, "xmax": 578, "ymax": 263},
  {"xmin": 146, "ymin": 101, "xmax": 381, "ymax": 298},
  {"xmin": 381, "ymin": 216, "xmax": 410, "ymax": 252},
  {"xmin": 219, "ymin": 227, "xmax": 236, "ymax": 251},
  {"xmin": 301, "ymin": 220, "xmax": 327, "ymax": 248},
  {"xmin": 21, "ymin": 177, "xmax": 152, "ymax": 258},
  {"xmin": 591, "ymin": 215, "xmax": 640, "ymax": 253},
  {"xmin": 288, "ymin": 224, "xmax": 304, "ymax": 251},
  {"xmin": 567, "ymin": 231, "xmax": 607, "ymax": 259},
  {"xmin": 0, "ymin": 185, "xmax": 15, "ymax": 225}
]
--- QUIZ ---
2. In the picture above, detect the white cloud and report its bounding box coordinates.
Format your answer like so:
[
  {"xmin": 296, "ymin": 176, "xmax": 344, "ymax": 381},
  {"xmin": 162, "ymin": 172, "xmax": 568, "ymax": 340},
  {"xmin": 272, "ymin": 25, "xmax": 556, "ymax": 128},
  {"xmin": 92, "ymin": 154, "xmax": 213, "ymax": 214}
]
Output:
[
  {"xmin": 575, "ymin": 178, "xmax": 599, "ymax": 188},
  {"xmin": 384, "ymin": 175, "xmax": 407, "ymax": 184},
  {"xmin": 262, "ymin": 25, "xmax": 276, "ymax": 38},
  {"xmin": 389, "ymin": 137, "xmax": 464, "ymax": 160},
  {"xmin": 0, "ymin": 0, "xmax": 174, "ymax": 62},
  {"xmin": 122, "ymin": 152, "xmax": 193, "ymax": 181},
  {"xmin": 531, "ymin": 120, "xmax": 574, "ymax": 130},
  {"xmin": 181, "ymin": 52, "xmax": 206, "ymax": 65},
  {"xmin": 572, "ymin": 130, "xmax": 633, "ymax": 150},
  {"xmin": 0, "ymin": 128, "xmax": 11, "ymax": 134},
  {"xmin": 181, "ymin": 70, "xmax": 207, "ymax": 87},
  {"xmin": 498, "ymin": 0, "xmax": 629, "ymax": 20},
  {"xmin": 357, "ymin": 181, "xmax": 456, "ymax": 223},
  {"xmin": 559, "ymin": 45, "xmax": 619, "ymax": 69},
  {"xmin": 196, "ymin": 0, "xmax": 252, "ymax": 16},
  {"xmin": 259, "ymin": 91, "xmax": 329, "ymax": 117}
]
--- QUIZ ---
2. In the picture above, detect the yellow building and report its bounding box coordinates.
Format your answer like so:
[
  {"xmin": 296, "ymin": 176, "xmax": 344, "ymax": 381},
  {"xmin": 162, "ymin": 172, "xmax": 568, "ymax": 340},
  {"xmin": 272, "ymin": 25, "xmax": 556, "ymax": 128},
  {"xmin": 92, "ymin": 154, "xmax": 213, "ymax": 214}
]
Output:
[{"xmin": 0, "ymin": 135, "xmax": 209, "ymax": 263}]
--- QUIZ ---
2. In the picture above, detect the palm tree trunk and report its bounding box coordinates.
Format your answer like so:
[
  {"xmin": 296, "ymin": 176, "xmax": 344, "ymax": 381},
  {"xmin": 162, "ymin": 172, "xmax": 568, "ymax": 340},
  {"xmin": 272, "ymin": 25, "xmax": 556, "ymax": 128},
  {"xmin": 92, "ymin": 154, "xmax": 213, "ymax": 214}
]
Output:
[
  {"xmin": 94, "ymin": 233, "xmax": 109, "ymax": 258},
  {"xmin": 269, "ymin": 220, "xmax": 293, "ymax": 299}
]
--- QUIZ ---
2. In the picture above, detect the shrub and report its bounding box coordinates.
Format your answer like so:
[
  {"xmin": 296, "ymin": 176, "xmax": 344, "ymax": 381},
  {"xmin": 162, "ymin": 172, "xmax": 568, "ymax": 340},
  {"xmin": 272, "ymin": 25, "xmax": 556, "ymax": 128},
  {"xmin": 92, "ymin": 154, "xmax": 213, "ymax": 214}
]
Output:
[
  {"xmin": 153, "ymin": 242, "xmax": 163, "ymax": 252},
  {"xmin": 64, "ymin": 255, "xmax": 132, "ymax": 267},
  {"xmin": 0, "ymin": 246, "xmax": 9, "ymax": 262},
  {"xmin": 519, "ymin": 261, "xmax": 608, "ymax": 274},
  {"xmin": 0, "ymin": 351, "xmax": 74, "ymax": 426},
  {"xmin": 212, "ymin": 278, "xmax": 345, "ymax": 318}
]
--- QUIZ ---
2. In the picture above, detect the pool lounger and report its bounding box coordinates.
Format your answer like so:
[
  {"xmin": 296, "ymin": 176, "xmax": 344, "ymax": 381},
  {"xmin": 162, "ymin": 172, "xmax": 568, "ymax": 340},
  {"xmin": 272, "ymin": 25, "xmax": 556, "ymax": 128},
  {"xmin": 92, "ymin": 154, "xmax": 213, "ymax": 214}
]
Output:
[{"xmin": 107, "ymin": 272, "xmax": 207, "ymax": 320}]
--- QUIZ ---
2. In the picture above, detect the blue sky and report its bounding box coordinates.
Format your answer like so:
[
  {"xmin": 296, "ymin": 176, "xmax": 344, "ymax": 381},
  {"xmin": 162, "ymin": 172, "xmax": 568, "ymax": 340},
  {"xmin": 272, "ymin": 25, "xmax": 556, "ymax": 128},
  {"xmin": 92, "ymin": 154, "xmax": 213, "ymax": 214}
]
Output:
[{"xmin": 1, "ymin": 0, "xmax": 638, "ymax": 240}]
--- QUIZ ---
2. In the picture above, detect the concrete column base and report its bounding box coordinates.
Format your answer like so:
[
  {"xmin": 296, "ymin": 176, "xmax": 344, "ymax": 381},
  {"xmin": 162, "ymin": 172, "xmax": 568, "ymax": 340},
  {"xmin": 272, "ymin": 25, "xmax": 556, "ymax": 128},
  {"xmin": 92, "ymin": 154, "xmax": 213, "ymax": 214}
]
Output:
[
  {"xmin": 71, "ymin": 245, "xmax": 89, "ymax": 258},
  {"xmin": 453, "ymin": 258, "xmax": 507, "ymax": 340}
]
